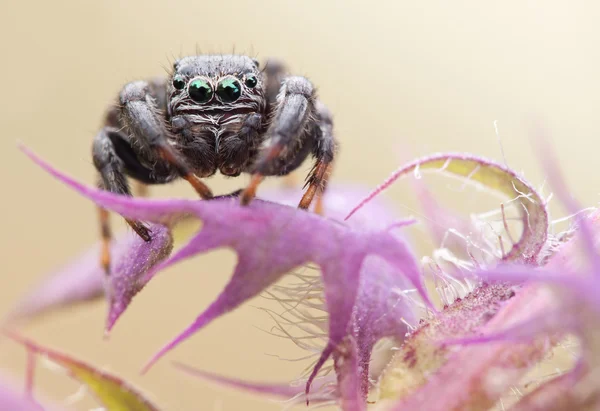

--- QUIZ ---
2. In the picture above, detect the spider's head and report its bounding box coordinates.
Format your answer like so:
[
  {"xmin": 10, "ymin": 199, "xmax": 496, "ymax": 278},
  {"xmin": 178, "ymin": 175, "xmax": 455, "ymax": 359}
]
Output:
[{"xmin": 168, "ymin": 55, "xmax": 265, "ymax": 115}]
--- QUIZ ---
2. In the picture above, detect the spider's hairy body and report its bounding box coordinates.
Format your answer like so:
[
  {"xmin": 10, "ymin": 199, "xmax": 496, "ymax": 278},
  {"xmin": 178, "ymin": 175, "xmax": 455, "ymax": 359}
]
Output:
[
  {"xmin": 92, "ymin": 54, "xmax": 337, "ymax": 273},
  {"xmin": 167, "ymin": 56, "xmax": 268, "ymax": 177}
]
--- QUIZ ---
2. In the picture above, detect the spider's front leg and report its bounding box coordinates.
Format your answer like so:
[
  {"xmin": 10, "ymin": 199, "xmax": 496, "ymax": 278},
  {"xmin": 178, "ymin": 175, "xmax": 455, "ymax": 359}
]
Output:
[
  {"xmin": 93, "ymin": 126, "xmax": 155, "ymax": 274},
  {"xmin": 118, "ymin": 81, "xmax": 214, "ymax": 199},
  {"xmin": 93, "ymin": 80, "xmax": 213, "ymax": 274},
  {"xmin": 299, "ymin": 100, "xmax": 336, "ymax": 212},
  {"xmin": 240, "ymin": 76, "xmax": 337, "ymax": 211}
]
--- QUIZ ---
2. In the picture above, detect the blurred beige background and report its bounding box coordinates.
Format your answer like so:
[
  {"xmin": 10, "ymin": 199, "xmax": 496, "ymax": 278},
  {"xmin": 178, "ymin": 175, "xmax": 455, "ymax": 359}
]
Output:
[{"xmin": 1, "ymin": 1, "xmax": 599, "ymax": 410}]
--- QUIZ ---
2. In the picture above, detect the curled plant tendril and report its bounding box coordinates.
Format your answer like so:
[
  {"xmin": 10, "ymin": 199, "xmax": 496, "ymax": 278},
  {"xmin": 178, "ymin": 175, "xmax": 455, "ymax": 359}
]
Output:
[{"xmin": 345, "ymin": 153, "xmax": 548, "ymax": 263}]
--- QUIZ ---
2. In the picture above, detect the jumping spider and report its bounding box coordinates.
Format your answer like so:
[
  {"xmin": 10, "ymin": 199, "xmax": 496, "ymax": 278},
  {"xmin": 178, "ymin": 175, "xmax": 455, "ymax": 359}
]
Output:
[{"xmin": 93, "ymin": 55, "xmax": 337, "ymax": 272}]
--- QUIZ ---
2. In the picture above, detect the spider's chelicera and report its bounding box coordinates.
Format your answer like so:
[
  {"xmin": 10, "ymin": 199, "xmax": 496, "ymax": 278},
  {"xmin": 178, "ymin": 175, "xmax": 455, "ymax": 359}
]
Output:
[{"xmin": 92, "ymin": 55, "xmax": 337, "ymax": 272}]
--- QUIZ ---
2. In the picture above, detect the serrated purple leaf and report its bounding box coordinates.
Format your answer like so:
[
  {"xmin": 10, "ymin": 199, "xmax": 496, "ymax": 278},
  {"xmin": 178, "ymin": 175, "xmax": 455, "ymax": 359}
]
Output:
[
  {"xmin": 167, "ymin": 186, "xmax": 417, "ymax": 409},
  {"xmin": 6, "ymin": 241, "xmax": 106, "ymax": 323},
  {"xmin": 21, "ymin": 146, "xmax": 430, "ymax": 405},
  {"xmin": 106, "ymin": 224, "xmax": 173, "ymax": 332}
]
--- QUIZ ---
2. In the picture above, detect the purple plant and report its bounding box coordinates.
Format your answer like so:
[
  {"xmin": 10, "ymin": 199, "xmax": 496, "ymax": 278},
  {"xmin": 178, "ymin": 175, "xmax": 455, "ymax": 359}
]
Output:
[{"xmin": 2, "ymin": 143, "xmax": 598, "ymax": 410}]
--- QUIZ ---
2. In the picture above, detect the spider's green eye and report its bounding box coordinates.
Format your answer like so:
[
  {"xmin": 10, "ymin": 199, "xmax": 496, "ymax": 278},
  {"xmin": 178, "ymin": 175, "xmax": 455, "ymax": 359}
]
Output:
[
  {"xmin": 216, "ymin": 77, "xmax": 242, "ymax": 103},
  {"xmin": 172, "ymin": 76, "xmax": 186, "ymax": 90},
  {"xmin": 188, "ymin": 78, "xmax": 213, "ymax": 103},
  {"xmin": 245, "ymin": 74, "xmax": 258, "ymax": 88}
]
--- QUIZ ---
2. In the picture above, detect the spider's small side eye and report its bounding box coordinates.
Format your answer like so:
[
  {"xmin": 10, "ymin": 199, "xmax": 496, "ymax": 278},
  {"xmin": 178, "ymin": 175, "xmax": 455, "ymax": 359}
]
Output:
[
  {"xmin": 188, "ymin": 78, "xmax": 213, "ymax": 103},
  {"xmin": 173, "ymin": 76, "xmax": 186, "ymax": 90},
  {"xmin": 244, "ymin": 74, "xmax": 258, "ymax": 88}
]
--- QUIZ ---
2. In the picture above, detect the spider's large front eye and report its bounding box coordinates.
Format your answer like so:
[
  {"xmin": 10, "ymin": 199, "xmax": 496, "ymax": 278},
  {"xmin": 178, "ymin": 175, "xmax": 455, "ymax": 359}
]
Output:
[
  {"xmin": 188, "ymin": 78, "xmax": 213, "ymax": 103},
  {"xmin": 216, "ymin": 77, "xmax": 242, "ymax": 103},
  {"xmin": 172, "ymin": 76, "xmax": 186, "ymax": 90}
]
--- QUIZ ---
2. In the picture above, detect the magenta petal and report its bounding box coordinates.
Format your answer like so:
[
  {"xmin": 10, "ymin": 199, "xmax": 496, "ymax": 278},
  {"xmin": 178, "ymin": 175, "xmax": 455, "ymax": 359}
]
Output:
[
  {"xmin": 476, "ymin": 263, "xmax": 600, "ymax": 316},
  {"xmin": 173, "ymin": 362, "xmax": 306, "ymax": 399},
  {"xmin": 22, "ymin": 148, "xmax": 428, "ymax": 385},
  {"xmin": 6, "ymin": 240, "xmax": 107, "ymax": 323},
  {"xmin": 444, "ymin": 305, "xmax": 568, "ymax": 346},
  {"xmin": 142, "ymin": 212, "xmax": 425, "ymax": 374},
  {"xmin": 7, "ymin": 223, "xmax": 172, "ymax": 333},
  {"xmin": 265, "ymin": 185, "xmax": 420, "ymax": 398},
  {"xmin": 351, "ymin": 257, "xmax": 418, "ymax": 394},
  {"xmin": 475, "ymin": 265, "xmax": 579, "ymax": 289},
  {"xmin": 106, "ymin": 224, "xmax": 173, "ymax": 332},
  {"xmin": 389, "ymin": 282, "xmax": 556, "ymax": 411},
  {"xmin": 7, "ymin": 227, "xmax": 171, "ymax": 329},
  {"xmin": 331, "ymin": 338, "xmax": 364, "ymax": 411},
  {"xmin": 173, "ymin": 362, "xmax": 341, "ymax": 406}
]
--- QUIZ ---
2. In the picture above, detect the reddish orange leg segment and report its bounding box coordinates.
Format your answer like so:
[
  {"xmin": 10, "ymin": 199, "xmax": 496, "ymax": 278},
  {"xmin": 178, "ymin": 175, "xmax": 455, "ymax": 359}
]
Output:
[
  {"xmin": 156, "ymin": 145, "xmax": 213, "ymax": 199},
  {"xmin": 98, "ymin": 207, "xmax": 112, "ymax": 275},
  {"xmin": 299, "ymin": 161, "xmax": 332, "ymax": 210},
  {"xmin": 240, "ymin": 174, "xmax": 265, "ymax": 205},
  {"xmin": 182, "ymin": 174, "xmax": 213, "ymax": 200},
  {"xmin": 240, "ymin": 145, "xmax": 283, "ymax": 206}
]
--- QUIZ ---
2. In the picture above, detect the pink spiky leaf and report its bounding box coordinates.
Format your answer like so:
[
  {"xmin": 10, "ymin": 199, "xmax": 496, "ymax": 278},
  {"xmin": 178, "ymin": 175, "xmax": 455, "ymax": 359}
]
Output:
[{"xmin": 21, "ymin": 146, "xmax": 429, "ymax": 407}]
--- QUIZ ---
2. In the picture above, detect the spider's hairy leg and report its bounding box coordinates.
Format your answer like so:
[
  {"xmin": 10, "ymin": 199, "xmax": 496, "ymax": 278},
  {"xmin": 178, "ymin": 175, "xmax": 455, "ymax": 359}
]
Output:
[
  {"xmin": 299, "ymin": 101, "xmax": 337, "ymax": 212},
  {"xmin": 240, "ymin": 76, "xmax": 317, "ymax": 205},
  {"xmin": 119, "ymin": 81, "xmax": 214, "ymax": 200},
  {"xmin": 92, "ymin": 127, "xmax": 152, "ymax": 273},
  {"xmin": 261, "ymin": 57, "xmax": 296, "ymax": 192},
  {"xmin": 263, "ymin": 58, "xmax": 288, "ymax": 103}
]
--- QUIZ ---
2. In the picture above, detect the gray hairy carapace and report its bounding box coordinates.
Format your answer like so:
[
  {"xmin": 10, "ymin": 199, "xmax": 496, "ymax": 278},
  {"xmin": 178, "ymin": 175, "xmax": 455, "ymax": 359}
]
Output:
[{"xmin": 92, "ymin": 54, "xmax": 337, "ymax": 273}]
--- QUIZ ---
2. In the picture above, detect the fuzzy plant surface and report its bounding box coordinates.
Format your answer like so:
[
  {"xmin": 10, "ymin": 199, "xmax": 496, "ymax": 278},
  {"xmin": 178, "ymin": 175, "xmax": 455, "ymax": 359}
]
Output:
[{"xmin": 2, "ymin": 143, "xmax": 599, "ymax": 411}]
